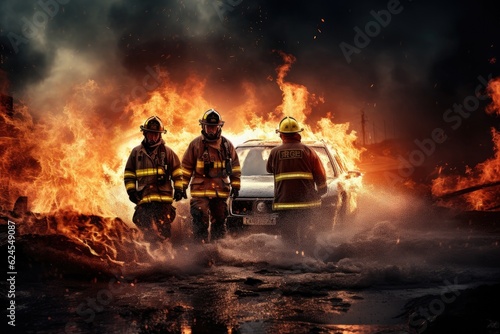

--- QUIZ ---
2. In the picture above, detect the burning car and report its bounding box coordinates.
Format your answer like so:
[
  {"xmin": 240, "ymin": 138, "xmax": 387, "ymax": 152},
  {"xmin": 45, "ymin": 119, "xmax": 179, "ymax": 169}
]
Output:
[{"xmin": 227, "ymin": 139, "xmax": 362, "ymax": 234}]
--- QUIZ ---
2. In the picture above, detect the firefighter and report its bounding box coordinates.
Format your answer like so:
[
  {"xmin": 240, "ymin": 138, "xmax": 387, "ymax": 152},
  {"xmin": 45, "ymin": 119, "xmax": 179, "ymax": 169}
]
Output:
[
  {"xmin": 182, "ymin": 109, "xmax": 241, "ymax": 243},
  {"xmin": 124, "ymin": 116, "xmax": 185, "ymax": 246},
  {"xmin": 266, "ymin": 116, "xmax": 327, "ymax": 250}
]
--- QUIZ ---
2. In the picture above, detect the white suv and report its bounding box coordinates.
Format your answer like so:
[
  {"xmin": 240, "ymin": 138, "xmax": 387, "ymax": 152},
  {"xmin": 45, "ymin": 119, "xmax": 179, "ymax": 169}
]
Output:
[{"xmin": 227, "ymin": 139, "xmax": 361, "ymax": 235}]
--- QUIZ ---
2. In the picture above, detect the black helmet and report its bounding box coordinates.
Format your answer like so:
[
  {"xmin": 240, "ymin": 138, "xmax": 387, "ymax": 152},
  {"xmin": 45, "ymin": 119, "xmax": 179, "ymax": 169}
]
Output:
[
  {"xmin": 140, "ymin": 116, "xmax": 167, "ymax": 134},
  {"xmin": 199, "ymin": 109, "xmax": 225, "ymax": 126},
  {"xmin": 200, "ymin": 109, "xmax": 224, "ymax": 141}
]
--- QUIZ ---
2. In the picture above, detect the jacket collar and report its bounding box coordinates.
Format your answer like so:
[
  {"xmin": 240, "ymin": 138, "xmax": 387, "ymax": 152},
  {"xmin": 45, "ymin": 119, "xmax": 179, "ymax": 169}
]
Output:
[
  {"xmin": 281, "ymin": 133, "xmax": 302, "ymax": 143},
  {"xmin": 141, "ymin": 138, "xmax": 164, "ymax": 154}
]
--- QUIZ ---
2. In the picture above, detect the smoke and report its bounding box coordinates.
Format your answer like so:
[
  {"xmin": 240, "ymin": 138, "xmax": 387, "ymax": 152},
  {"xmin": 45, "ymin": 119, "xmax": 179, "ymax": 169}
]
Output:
[{"xmin": 1, "ymin": 0, "xmax": 499, "ymax": 171}]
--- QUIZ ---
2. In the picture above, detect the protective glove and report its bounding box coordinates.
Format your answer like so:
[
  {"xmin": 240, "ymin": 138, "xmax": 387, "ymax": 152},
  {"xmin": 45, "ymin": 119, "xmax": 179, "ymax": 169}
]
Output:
[
  {"xmin": 317, "ymin": 186, "xmax": 327, "ymax": 197},
  {"xmin": 230, "ymin": 188, "xmax": 239, "ymax": 198},
  {"xmin": 174, "ymin": 189, "xmax": 187, "ymax": 201},
  {"xmin": 128, "ymin": 191, "xmax": 141, "ymax": 204}
]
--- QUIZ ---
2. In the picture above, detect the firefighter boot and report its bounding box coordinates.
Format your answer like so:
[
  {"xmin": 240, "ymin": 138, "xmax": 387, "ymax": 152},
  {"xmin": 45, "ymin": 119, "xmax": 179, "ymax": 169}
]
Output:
[
  {"xmin": 191, "ymin": 209, "xmax": 209, "ymax": 243},
  {"xmin": 210, "ymin": 220, "xmax": 226, "ymax": 241}
]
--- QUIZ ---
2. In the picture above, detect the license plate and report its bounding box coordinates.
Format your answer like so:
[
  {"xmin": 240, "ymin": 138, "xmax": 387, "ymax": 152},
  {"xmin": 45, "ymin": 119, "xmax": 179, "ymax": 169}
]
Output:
[{"xmin": 243, "ymin": 215, "xmax": 277, "ymax": 226}]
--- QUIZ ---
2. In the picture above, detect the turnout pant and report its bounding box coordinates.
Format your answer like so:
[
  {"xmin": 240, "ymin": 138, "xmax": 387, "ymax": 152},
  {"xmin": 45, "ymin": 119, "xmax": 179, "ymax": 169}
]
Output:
[
  {"xmin": 278, "ymin": 208, "xmax": 318, "ymax": 251},
  {"xmin": 190, "ymin": 197, "xmax": 228, "ymax": 242},
  {"xmin": 133, "ymin": 202, "xmax": 176, "ymax": 244}
]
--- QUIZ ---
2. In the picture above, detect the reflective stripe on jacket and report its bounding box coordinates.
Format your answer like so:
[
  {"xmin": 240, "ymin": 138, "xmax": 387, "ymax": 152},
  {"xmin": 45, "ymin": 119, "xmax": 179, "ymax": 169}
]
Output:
[
  {"xmin": 266, "ymin": 139, "xmax": 327, "ymax": 210},
  {"xmin": 182, "ymin": 135, "xmax": 241, "ymax": 199},
  {"xmin": 124, "ymin": 139, "xmax": 183, "ymax": 205}
]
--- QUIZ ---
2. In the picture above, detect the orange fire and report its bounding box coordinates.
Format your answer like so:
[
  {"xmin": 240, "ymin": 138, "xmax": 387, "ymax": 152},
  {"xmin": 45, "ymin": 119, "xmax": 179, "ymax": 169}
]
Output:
[
  {"xmin": 1, "ymin": 52, "xmax": 363, "ymax": 264},
  {"xmin": 486, "ymin": 78, "xmax": 500, "ymax": 117},
  {"xmin": 431, "ymin": 78, "xmax": 500, "ymax": 211}
]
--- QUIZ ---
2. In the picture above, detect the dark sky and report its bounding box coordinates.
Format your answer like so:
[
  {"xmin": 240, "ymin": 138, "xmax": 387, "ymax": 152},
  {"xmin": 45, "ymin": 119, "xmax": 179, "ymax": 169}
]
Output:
[{"xmin": 1, "ymin": 0, "xmax": 499, "ymax": 168}]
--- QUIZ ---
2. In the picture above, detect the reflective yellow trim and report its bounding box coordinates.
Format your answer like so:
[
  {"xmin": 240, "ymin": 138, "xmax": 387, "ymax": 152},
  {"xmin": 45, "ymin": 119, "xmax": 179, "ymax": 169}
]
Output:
[
  {"xmin": 182, "ymin": 168, "xmax": 192, "ymax": 177},
  {"xmin": 136, "ymin": 168, "xmax": 165, "ymax": 177},
  {"xmin": 195, "ymin": 161, "xmax": 236, "ymax": 169},
  {"xmin": 275, "ymin": 172, "xmax": 313, "ymax": 182},
  {"xmin": 124, "ymin": 171, "xmax": 136, "ymax": 179},
  {"xmin": 138, "ymin": 194, "xmax": 173, "ymax": 205},
  {"xmin": 125, "ymin": 182, "xmax": 136, "ymax": 191},
  {"xmin": 195, "ymin": 161, "xmax": 224, "ymax": 168},
  {"xmin": 172, "ymin": 168, "xmax": 183, "ymax": 177},
  {"xmin": 272, "ymin": 200, "xmax": 321, "ymax": 210},
  {"xmin": 231, "ymin": 180, "xmax": 241, "ymax": 187},
  {"xmin": 174, "ymin": 180, "xmax": 184, "ymax": 188},
  {"xmin": 190, "ymin": 190, "xmax": 216, "ymax": 197},
  {"xmin": 190, "ymin": 190, "xmax": 230, "ymax": 198}
]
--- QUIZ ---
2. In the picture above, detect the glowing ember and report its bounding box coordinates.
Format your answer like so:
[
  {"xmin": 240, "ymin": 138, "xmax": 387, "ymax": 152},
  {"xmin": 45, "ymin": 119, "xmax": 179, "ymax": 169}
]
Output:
[
  {"xmin": 486, "ymin": 78, "xmax": 500, "ymax": 116},
  {"xmin": 16, "ymin": 211, "xmax": 152, "ymax": 265}
]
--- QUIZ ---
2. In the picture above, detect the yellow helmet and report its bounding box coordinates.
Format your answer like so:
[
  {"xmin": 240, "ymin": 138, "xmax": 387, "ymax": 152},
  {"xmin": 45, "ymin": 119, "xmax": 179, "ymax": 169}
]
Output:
[{"xmin": 276, "ymin": 116, "xmax": 303, "ymax": 134}]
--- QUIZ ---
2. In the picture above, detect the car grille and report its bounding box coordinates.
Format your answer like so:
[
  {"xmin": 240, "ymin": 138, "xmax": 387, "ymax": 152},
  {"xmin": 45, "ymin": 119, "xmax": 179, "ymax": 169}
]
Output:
[{"xmin": 230, "ymin": 198, "xmax": 273, "ymax": 216}]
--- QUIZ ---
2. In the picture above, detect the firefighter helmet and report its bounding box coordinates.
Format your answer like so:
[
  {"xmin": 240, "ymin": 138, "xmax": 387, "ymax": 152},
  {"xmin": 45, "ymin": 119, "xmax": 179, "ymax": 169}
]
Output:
[
  {"xmin": 199, "ymin": 109, "xmax": 225, "ymax": 126},
  {"xmin": 140, "ymin": 116, "xmax": 167, "ymax": 134},
  {"xmin": 276, "ymin": 116, "xmax": 303, "ymax": 134},
  {"xmin": 200, "ymin": 109, "xmax": 224, "ymax": 141}
]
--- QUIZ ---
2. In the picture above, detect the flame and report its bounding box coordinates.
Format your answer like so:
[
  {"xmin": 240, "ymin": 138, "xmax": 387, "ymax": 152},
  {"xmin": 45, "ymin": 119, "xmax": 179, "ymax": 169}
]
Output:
[
  {"xmin": 274, "ymin": 51, "xmax": 312, "ymax": 123},
  {"xmin": 431, "ymin": 78, "xmax": 500, "ymax": 211},
  {"xmin": 486, "ymin": 78, "xmax": 500, "ymax": 116},
  {"xmin": 16, "ymin": 211, "xmax": 153, "ymax": 266},
  {"xmin": 1, "ymin": 52, "xmax": 362, "ymax": 264}
]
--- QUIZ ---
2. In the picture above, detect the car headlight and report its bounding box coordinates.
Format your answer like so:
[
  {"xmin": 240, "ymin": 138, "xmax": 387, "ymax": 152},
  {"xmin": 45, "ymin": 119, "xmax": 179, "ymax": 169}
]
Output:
[{"xmin": 255, "ymin": 201, "xmax": 268, "ymax": 213}]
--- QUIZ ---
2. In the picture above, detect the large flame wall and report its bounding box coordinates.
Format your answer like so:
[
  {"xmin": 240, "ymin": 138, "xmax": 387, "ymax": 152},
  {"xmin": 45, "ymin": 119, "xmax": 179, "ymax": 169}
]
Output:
[{"xmin": 0, "ymin": 53, "xmax": 362, "ymax": 220}]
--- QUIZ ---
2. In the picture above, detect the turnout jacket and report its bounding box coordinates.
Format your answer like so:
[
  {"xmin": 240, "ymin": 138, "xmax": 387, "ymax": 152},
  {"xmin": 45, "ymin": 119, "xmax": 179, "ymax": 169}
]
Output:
[
  {"xmin": 124, "ymin": 139, "xmax": 183, "ymax": 205},
  {"xmin": 266, "ymin": 137, "xmax": 327, "ymax": 210},
  {"xmin": 182, "ymin": 135, "xmax": 241, "ymax": 198}
]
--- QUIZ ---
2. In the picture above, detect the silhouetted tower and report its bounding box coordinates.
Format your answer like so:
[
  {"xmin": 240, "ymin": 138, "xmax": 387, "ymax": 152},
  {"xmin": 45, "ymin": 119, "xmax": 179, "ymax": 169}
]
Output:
[{"xmin": 361, "ymin": 109, "xmax": 366, "ymax": 146}]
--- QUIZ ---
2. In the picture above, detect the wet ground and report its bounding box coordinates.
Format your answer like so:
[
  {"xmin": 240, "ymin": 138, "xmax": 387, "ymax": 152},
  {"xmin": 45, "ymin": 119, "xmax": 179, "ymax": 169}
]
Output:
[{"xmin": 4, "ymin": 188, "xmax": 500, "ymax": 334}]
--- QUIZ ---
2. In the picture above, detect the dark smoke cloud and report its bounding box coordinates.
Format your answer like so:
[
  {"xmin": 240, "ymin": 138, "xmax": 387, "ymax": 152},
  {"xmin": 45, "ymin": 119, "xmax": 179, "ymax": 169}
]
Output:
[{"xmin": 1, "ymin": 0, "xmax": 499, "ymax": 167}]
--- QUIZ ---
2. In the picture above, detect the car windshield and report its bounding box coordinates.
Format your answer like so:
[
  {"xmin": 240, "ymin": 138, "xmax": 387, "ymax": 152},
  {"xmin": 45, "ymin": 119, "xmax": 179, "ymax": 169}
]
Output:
[{"xmin": 236, "ymin": 146, "xmax": 336, "ymax": 178}]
